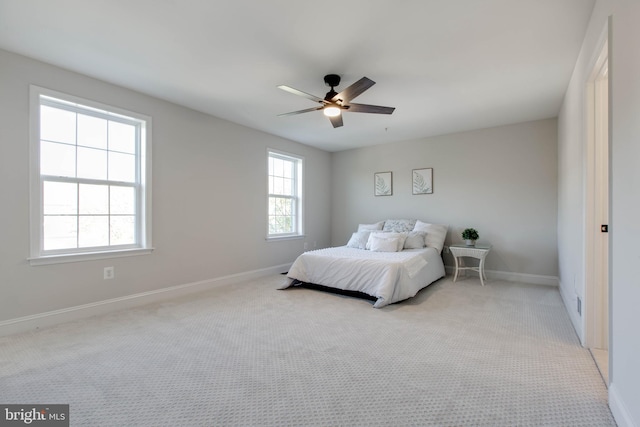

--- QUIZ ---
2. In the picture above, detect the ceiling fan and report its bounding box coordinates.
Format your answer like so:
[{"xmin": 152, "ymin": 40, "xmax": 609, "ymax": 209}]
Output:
[{"xmin": 277, "ymin": 74, "xmax": 395, "ymax": 128}]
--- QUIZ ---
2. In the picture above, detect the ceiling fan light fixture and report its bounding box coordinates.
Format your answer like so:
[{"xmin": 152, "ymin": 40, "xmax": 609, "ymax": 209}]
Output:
[
  {"xmin": 323, "ymin": 106, "xmax": 341, "ymax": 117},
  {"xmin": 278, "ymin": 76, "xmax": 394, "ymax": 129}
]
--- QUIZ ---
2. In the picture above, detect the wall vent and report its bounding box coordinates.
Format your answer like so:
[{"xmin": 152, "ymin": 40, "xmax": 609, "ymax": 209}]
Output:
[{"xmin": 577, "ymin": 297, "xmax": 582, "ymax": 316}]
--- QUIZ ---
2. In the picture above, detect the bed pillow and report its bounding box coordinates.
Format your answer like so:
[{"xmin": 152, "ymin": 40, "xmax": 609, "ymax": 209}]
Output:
[
  {"xmin": 413, "ymin": 221, "xmax": 448, "ymax": 253},
  {"xmin": 357, "ymin": 221, "xmax": 385, "ymax": 231},
  {"xmin": 403, "ymin": 230, "xmax": 428, "ymax": 249},
  {"xmin": 382, "ymin": 219, "xmax": 417, "ymax": 233},
  {"xmin": 367, "ymin": 233, "xmax": 405, "ymax": 252},
  {"xmin": 366, "ymin": 232, "xmax": 407, "ymax": 251},
  {"xmin": 346, "ymin": 231, "xmax": 371, "ymax": 249}
]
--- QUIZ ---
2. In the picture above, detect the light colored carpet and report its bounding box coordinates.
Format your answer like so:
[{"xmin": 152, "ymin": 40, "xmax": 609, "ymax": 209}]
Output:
[{"xmin": 0, "ymin": 275, "xmax": 615, "ymax": 426}]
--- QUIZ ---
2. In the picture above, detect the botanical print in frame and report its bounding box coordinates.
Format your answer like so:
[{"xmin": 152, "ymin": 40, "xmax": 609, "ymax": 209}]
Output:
[
  {"xmin": 374, "ymin": 172, "xmax": 393, "ymax": 196},
  {"xmin": 412, "ymin": 168, "xmax": 433, "ymax": 194}
]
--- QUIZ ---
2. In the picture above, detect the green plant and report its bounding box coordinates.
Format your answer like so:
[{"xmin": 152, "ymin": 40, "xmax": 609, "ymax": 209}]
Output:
[{"xmin": 461, "ymin": 228, "xmax": 479, "ymax": 241}]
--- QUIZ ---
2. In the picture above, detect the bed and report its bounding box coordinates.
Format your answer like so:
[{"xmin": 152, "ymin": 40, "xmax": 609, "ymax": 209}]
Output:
[{"xmin": 278, "ymin": 219, "xmax": 448, "ymax": 308}]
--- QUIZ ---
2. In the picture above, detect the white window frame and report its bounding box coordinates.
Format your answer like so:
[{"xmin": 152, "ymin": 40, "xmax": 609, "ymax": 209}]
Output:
[
  {"xmin": 28, "ymin": 86, "xmax": 153, "ymax": 265},
  {"xmin": 267, "ymin": 149, "xmax": 304, "ymax": 240}
]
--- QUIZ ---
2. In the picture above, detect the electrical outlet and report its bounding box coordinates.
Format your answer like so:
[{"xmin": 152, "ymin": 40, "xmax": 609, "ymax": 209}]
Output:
[
  {"xmin": 313, "ymin": 241, "xmax": 317, "ymax": 248},
  {"xmin": 104, "ymin": 267, "xmax": 115, "ymax": 280},
  {"xmin": 303, "ymin": 242, "xmax": 309, "ymax": 250}
]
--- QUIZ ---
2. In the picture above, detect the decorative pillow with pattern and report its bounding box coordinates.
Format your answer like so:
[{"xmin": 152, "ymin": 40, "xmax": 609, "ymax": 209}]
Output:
[{"xmin": 382, "ymin": 219, "xmax": 417, "ymax": 233}]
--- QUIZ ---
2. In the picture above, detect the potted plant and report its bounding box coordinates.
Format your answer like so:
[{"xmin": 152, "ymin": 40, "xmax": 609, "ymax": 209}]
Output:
[{"xmin": 461, "ymin": 228, "xmax": 479, "ymax": 246}]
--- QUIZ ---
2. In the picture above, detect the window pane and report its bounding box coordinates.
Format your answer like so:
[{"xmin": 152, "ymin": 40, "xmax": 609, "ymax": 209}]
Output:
[
  {"xmin": 79, "ymin": 215, "xmax": 109, "ymax": 247},
  {"xmin": 283, "ymin": 161, "xmax": 293, "ymax": 178},
  {"xmin": 77, "ymin": 146, "xmax": 107, "ymax": 180},
  {"xmin": 268, "ymin": 198, "xmax": 276, "ymax": 216},
  {"xmin": 79, "ymin": 184, "xmax": 108, "ymax": 214},
  {"xmin": 273, "ymin": 158, "xmax": 284, "ymax": 177},
  {"xmin": 274, "ymin": 198, "xmax": 285, "ymax": 215},
  {"xmin": 268, "ymin": 196, "xmax": 295, "ymax": 234},
  {"xmin": 40, "ymin": 105, "xmax": 76, "ymax": 144},
  {"xmin": 273, "ymin": 177, "xmax": 284, "ymax": 195},
  {"xmin": 111, "ymin": 216, "xmax": 135, "ymax": 245},
  {"xmin": 110, "ymin": 186, "xmax": 135, "ymax": 215},
  {"xmin": 44, "ymin": 181, "xmax": 77, "ymax": 215},
  {"xmin": 283, "ymin": 178, "xmax": 292, "ymax": 196},
  {"xmin": 77, "ymin": 114, "xmax": 107, "ymax": 149},
  {"xmin": 281, "ymin": 199, "xmax": 292, "ymax": 215},
  {"xmin": 43, "ymin": 216, "xmax": 77, "ymax": 250},
  {"xmin": 41, "ymin": 141, "xmax": 76, "ymax": 177},
  {"xmin": 268, "ymin": 217, "xmax": 278, "ymax": 234},
  {"xmin": 109, "ymin": 152, "xmax": 136, "ymax": 182},
  {"xmin": 108, "ymin": 121, "xmax": 136, "ymax": 154}
]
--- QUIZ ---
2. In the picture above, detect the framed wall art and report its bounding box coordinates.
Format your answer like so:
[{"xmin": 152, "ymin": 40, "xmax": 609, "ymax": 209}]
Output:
[
  {"xmin": 374, "ymin": 172, "xmax": 393, "ymax": 196},
  {"xmin": 412, "ymin": 168, "xmax": 433, "ymax": 195}
]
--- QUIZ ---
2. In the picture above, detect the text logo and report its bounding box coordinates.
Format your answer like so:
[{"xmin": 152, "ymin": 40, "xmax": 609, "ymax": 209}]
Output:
[{"xmin": 1, "ymin": 405, "xmax": 68, "ymax": 426}]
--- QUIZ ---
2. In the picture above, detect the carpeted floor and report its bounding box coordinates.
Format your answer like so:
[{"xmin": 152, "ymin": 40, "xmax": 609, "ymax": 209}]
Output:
[{"xmin": 0, "ymin": 275, "xmax": 615, "ymax": 426}]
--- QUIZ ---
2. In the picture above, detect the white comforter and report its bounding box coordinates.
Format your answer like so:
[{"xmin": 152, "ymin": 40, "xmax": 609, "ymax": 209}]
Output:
[{"xmin": 280, "ymin": 246, "xmax": 445, "ymax": 308}]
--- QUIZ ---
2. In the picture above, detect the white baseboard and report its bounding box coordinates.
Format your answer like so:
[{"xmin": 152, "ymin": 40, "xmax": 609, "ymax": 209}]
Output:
[
  {"xmin": 0, "ymin": 263, "xmax": 291, "ymax": 337},
  {"xmin": 558, "ymin": 279, "xmax": 585, "ymax": 345},
  {"xmin": 609, "ymin": 382, "xmax": 638, "ymax": 427},
  {"xmin": 444, "ymin": 266, "xmax": 559, "ymax": 286}
]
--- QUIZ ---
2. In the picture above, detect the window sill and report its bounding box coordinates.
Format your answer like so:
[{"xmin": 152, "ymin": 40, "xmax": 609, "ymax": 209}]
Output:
[
  {"xmin": 29, "ymin": 248, "xmax": 154, "ymax": 266},
  {"xmin": 266, "ymin": 235, "xmax": 305, "ymax": 242}
]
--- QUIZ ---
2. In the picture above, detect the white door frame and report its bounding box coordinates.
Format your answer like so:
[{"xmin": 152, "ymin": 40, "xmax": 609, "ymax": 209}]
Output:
[{"xmin": 584, "ymin": 36, "xmax": 609, "ymax": 351}]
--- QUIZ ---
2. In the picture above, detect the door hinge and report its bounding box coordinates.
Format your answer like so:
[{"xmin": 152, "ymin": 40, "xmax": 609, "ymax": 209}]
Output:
[{"xmin": 601, "ymin": 224, "xmax": 608, "ymax": 232}]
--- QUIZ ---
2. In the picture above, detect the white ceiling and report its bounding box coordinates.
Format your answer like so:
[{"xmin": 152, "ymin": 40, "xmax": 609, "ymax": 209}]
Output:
[{"xmin": 0, "ymin": 0, "xmax": 595, "ymax": 152}]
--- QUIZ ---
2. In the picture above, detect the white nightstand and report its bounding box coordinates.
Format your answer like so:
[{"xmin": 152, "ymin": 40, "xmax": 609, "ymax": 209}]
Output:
[{"xmin": 449, "ymin": 244, "xmax": 492, "ymax": 286}]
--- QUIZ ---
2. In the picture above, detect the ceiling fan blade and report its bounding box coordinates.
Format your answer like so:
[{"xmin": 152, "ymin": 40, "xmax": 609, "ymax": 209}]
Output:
[
  {"xmin": 347, "ymin": 103, "xmax": 395, "ymax": 114},
  {"xmin": 329, "ymin": 114, "xmax": 343, "ymax": 128},
  {"xmin": 331, "ymin": 77, "xmax": 375, "ymax": 103},
  {"xmin": 278, "ymin": 106, "xmax": 324, "ymax": 117},
  {"xmin": 277, "ymin": 85, "xmax": 325, "ymax": 104}
]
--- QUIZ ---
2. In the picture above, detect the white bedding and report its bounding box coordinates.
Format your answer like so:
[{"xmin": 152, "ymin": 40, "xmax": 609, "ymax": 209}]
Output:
[{"xmin": 280, "ymin": 246, "xmax": 445, "ymax": 308}]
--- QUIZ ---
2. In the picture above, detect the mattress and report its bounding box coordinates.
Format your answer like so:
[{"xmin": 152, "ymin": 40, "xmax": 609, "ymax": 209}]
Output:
[{"xmin": 280, "ymin": 246, "xmax": 445, "ymax": 308}]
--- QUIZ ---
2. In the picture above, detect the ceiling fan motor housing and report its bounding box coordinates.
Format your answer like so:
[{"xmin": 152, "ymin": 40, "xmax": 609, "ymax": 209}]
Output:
[
  {"xmin": 323, "ymin": 74, "xmax": 341, "ymax": 101},
  {"xmin": 324, "ymin": 74, "xmax": 341, "ymax": 88}
]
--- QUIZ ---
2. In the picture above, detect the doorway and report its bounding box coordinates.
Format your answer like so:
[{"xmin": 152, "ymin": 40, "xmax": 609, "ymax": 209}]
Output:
[{"xmin": 585, "ymin": 40, "xmax": 609, "ymax": 385}]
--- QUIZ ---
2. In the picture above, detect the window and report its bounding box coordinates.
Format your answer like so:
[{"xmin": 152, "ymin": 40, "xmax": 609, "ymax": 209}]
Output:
[
  {"xmin": 29, "ymin": 86, "xmax": 152, "ymax": 264},
  {"xmin": 267, "ymin": 150, "xmax": 303, "ymax": 238}
]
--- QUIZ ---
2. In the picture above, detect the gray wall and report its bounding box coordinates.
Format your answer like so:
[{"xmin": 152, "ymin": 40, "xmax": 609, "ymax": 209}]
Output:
[
  {"xmin": 0, "ymin": 49, "xmax": 332, "ymax": 322},
  {"xmin": 331, "ymin": 119, "xmax": 558, "ymax": 278},
  {"xmin": 558, "ymin": 0, "xmax": 640, "ymax": 424},
  {"xmin": 557, "ymin": 0, "xmax": 608, "ymax": 345},
  {"xmin": 609, "ymin": 1, "xmax": 640, "ymax": 422}
]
